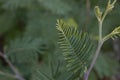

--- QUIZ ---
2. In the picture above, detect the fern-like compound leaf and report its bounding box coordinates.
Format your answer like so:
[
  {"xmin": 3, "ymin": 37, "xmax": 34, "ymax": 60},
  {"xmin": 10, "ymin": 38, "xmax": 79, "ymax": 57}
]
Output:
[
  {"xmin": 5, "ymin": 37, "xmax": 44, "ymax": 63},
  {"xmin": 103, "ymin": 26, "xmax": 120, "ymax": 41},
  {"xmin": 56, "ymin": 19, "xmax": 93, "ymax": 78}
]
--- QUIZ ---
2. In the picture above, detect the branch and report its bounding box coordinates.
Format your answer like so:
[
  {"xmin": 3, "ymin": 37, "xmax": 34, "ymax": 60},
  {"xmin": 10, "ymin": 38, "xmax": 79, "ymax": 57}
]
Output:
[
  {"xmin": 84, "ymin": 41, "xmax": 103, "ymax": 80},
  {"xmin": 84, "ymin": 1, "xmax": 117, "ymax": 79},
  {"xmin": 0, "ymin": 52, "xmax": 25, "ymax": 80}
]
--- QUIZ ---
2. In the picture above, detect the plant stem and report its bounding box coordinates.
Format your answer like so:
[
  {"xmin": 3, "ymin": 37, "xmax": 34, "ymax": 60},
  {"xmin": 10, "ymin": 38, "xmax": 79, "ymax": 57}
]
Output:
[
  {"xmin": 0, "ymin": 52, "xmax": 25, "ymax": 80},
  {"xmin": 84, "ymin": 20, "xmax": 104, "ymax": 80},
  {"xmin": 84, "ymin": 0, "xmax": 117, "ymax": 79},
  {"xmin": 99, "ymin": 21, "xmax": 103, "ymax": 41},
  {"xmin": 84, "ymin": 41, "xmax": 103, "ymax": 80}
]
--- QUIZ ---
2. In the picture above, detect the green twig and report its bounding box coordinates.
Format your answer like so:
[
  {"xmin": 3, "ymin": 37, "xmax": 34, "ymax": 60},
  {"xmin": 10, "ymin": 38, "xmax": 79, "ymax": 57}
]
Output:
[{"xmin": 0, "ymin": 52, "xmax": 25, "ymax": 80}]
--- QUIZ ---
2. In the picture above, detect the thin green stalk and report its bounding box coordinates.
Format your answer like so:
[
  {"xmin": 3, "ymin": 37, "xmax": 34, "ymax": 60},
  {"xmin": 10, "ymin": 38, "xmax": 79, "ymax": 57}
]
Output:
[
  {"xmin": 99, "ymin": 21, "xmax": 103, "ymax": 41},
  {"xmin": 84, "ymin": 0, "xmax": 117, "ymax": 80},
  {"xmin": 84, "ymin": 41, "xmax": 103, "ymax": 80},
  {"xmin": 0, "ymin": 52, "xmax": 25, "ymax": 80},
  {"xmin": 84, "ymin": 17, "xmax": 104, "ymax": 80}
]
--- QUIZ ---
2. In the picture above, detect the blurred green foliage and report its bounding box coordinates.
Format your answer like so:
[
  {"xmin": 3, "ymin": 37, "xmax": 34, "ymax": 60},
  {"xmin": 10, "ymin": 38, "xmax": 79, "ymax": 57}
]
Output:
[{"xmin": 0, "ymin": 0, "xmax": 120, "ymax": 80}]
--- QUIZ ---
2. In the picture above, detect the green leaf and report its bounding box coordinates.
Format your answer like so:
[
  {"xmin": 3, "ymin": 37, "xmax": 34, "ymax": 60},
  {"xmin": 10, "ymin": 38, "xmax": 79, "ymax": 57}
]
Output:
[
  {"xmin": 103, "ymin": 26, "xmax": 120, "ymax": 41},
  {"xmin": 94, "ymin": 6, "xmax": 102, "ymax": 21},
  {"xmin": 56, "ymin": 19, "xmax": 93, "ymax": 78},
  {"xmin": 30, "ymin": 58, "xmax": 67, "ymax": 80},
  {"xmin": 5, "ymin": 37, "xmax": 44, "ymax": 63}
]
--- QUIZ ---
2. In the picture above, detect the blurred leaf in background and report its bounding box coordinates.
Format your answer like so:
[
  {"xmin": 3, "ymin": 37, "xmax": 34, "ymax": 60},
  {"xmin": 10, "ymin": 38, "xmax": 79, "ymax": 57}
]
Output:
[{"xmin": 0, "ymin": 0, "xmax": 119, "ymax": 80}]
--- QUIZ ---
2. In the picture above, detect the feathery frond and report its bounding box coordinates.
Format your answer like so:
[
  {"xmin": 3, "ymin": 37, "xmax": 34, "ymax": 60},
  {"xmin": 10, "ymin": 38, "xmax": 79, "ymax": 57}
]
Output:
[
  {"xmin": 5, "ymin": 37, "xmax": 43, "ymax": 63},
  {"xmin": 103, "ymin": 26, "xmax": 120, "ymax": 41},
  {"xmin": 56, "ymin": 19, "xmax": 93, "ymax": 78},
  {"xmin": 30, "ymin": 56, "xmax": 78, "ymax": 80}
]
